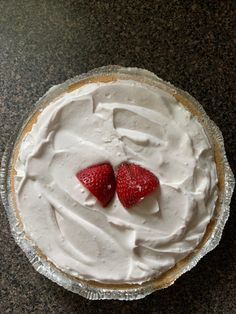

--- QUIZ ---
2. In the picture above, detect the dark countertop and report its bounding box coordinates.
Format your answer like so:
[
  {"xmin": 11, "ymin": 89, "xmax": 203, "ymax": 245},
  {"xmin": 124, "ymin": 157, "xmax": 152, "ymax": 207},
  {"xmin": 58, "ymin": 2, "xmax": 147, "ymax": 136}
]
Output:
[{"xmin": 0, "ymin": 1, "xmax": 235, "ymax": 313}]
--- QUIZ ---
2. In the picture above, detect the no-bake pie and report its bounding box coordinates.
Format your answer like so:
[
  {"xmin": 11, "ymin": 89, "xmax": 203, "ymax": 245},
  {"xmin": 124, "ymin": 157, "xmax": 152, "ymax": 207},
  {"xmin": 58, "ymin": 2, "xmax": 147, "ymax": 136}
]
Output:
[{"xmin": 10, "ymin": 69, "xmax": 225, "ymax": 291}]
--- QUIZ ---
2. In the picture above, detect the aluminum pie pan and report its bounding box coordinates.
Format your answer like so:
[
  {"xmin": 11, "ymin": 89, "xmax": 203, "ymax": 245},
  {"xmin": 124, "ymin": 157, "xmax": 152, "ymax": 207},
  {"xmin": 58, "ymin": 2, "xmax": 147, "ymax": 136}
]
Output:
[{"xmin": 0, "ymin": 65, "xmax": 235, "ymax": 300}]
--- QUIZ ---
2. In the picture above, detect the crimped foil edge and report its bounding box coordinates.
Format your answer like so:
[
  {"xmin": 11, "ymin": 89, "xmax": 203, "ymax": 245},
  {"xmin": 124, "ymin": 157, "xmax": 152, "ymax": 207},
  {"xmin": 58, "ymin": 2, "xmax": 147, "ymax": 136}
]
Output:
[{"xmin": 1, "ymin": 65, "xmax": 235, "ymax": 300}]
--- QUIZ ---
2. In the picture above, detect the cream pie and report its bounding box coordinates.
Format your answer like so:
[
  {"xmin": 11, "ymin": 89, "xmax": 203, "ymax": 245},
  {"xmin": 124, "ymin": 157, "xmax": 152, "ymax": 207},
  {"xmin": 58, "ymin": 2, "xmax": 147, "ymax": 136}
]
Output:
[{"xmin": 10, "ymin": 70, "xmax": 224, "ymax": 289}]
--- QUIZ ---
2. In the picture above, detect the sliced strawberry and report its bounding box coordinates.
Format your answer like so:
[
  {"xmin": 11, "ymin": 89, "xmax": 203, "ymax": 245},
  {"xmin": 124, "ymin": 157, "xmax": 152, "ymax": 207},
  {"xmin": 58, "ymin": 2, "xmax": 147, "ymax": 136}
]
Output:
[
  {"xmin": 76, "ymin": 163, "xmax": 116, "ymax": 207},
  {"xmin": 116, "ymin": 162, "xmax": 159, "ymax": 208}
]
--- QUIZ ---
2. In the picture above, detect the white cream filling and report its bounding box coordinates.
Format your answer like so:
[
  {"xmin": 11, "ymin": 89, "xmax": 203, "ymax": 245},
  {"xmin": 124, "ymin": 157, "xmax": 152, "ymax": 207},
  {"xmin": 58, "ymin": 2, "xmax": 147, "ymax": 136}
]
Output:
[{"xmin": 14, "ymin": 80, "xmax": 218, "ymax": 284}]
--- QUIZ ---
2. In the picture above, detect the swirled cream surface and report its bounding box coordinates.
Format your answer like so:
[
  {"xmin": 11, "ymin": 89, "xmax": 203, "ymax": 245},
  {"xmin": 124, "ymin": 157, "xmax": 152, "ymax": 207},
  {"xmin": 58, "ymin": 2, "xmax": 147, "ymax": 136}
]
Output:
[{"xmin": 14, "ymin": 80, "xmax": 218, "ymax": 284}]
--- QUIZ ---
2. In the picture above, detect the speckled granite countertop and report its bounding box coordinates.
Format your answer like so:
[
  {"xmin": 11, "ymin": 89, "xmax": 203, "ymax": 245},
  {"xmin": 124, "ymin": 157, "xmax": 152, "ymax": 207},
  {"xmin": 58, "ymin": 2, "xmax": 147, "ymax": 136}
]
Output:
[{"xmin": 0, "ymin": 1, "xmax": 235, "ymax": 313}]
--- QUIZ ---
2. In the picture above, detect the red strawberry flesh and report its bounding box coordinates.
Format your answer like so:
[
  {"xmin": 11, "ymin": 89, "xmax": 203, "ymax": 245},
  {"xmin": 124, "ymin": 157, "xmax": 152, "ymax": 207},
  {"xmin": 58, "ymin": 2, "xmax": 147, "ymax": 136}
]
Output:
[
  {"xmin": 76, "ymin": 163, "xmax": 116, "ymax": 207},
  {"xmin": 116, "ymin": 163, "xmax": 159, "ymax": 208}
]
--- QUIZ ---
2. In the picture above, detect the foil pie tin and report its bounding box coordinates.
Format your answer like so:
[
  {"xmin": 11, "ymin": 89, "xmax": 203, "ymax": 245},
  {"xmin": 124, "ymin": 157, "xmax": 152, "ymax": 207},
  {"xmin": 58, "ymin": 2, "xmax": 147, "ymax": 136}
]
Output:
[{"xmin": 1, "ymin": 66, "xmax": 235, "ymax": 300}]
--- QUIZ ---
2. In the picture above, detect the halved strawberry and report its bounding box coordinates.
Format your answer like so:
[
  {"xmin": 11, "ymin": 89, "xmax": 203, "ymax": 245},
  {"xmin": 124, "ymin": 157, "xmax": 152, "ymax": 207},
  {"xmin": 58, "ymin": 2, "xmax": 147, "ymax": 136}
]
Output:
[
  {"xmin": 76, "ymin": 163, "xmax": 116, "ymax": 207},
  {"xmin": 116, "ymin": 162, "xmax": 159, "ymax": 208}
]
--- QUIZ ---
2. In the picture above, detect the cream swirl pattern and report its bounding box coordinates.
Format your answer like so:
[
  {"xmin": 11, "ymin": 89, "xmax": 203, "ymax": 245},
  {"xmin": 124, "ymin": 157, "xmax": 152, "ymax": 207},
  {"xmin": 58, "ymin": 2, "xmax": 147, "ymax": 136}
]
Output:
[{"xmin": 14, "ymin": 80, "xmax": 218, "ymax": 284}]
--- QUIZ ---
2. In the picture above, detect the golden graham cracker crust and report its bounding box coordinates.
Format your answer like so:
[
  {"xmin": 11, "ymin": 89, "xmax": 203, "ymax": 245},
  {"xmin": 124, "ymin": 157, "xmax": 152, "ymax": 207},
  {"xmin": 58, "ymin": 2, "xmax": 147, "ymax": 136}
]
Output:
[{"xmin": 10, "ymin": 73, "xmax": 224, "ymax": 290}]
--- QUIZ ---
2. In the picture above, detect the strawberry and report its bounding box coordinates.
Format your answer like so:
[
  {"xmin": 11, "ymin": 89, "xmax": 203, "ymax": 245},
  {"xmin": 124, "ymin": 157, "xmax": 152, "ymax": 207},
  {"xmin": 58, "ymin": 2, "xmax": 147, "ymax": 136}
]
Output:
[
  {"xmin": 76, "ymin": 163, "xmax": 116, "ymax": 207},
  {"xmin": 116, "ymin": 163, "xmax": 159, "ymax": 208}
]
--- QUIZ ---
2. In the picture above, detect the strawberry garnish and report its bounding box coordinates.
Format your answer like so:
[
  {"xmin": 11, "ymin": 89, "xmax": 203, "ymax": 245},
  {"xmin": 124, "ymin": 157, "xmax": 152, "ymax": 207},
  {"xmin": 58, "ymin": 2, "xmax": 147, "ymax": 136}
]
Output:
[
  {"xmin": 76, "ymin": 163, "xmax": 116, "ymax": 207},
  {"xmin": 116, "ymin": 163, "xmax": 159, "ymax": 208}
]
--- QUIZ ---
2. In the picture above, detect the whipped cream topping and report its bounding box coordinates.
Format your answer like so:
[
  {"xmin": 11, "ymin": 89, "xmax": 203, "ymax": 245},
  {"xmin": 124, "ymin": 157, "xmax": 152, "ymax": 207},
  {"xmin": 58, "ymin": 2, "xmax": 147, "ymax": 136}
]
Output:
[{"xmin": 14, "ymin": 80, "xmax": 218, "ymax": 284}]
